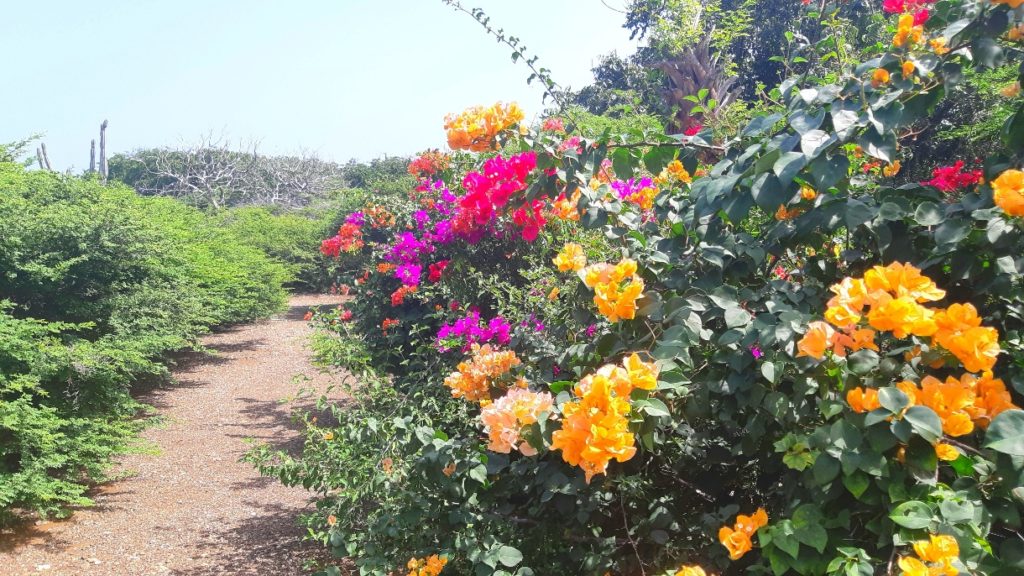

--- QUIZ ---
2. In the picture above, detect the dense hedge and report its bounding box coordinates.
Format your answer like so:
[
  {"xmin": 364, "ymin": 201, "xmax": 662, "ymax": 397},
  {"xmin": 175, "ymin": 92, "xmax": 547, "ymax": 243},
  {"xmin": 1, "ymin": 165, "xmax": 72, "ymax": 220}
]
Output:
[{"xmin": 0, "ymin": 163, "xmax": 288, "ymax": 522}]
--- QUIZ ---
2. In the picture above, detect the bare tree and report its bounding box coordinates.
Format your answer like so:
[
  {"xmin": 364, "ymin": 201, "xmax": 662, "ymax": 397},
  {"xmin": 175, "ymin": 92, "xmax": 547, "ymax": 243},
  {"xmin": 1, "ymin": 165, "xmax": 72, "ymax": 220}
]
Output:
[
  {"xmin": 99, "ymin": 120, "xmax": 108, "ymax": 183},
  {"xmin": 108, "ymin": 135, "xmax": 347, "ymax": 209},
  {"xmin": 89, "ymin": 139, "xmax": 96, "ymax": 174}
]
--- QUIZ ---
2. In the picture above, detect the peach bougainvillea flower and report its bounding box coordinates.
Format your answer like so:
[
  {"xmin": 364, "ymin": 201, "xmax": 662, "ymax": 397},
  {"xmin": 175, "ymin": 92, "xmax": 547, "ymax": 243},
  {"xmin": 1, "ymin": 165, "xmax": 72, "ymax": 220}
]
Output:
[
  {"xmin": 992, "ymin": 169, "xmax": 1024, "ymax": 217},
  {"xmin": 479, "ymin": 388, "xmax": 554, "ymax": 455}
]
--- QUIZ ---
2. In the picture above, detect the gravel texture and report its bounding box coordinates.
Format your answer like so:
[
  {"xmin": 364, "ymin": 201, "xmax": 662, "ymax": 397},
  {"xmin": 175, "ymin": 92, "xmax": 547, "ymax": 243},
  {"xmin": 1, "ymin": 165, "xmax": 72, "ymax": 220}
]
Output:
[{"xmin": 1, "ymin": 295, "xmax": 344, "ymax": 576}]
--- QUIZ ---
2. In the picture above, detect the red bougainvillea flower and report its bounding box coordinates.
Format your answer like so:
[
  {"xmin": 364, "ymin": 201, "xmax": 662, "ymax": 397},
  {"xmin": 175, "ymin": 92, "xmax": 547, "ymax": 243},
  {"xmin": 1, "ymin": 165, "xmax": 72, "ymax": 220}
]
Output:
[
  {"xmin": 428, "ymin": 260, "xmax": 450, "ymax": 282},
  {"xmin": 922, "ymin": 160, "xmax": 983, "ymax": 192},
  {"xmin": 683, "ymin": 123, "xmax": 703, "ymax": 136}
]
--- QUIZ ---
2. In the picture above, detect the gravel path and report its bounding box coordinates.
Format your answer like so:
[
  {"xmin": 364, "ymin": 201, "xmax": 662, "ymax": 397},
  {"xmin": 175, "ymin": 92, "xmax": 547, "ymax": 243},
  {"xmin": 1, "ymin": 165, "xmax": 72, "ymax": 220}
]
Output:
[{"xmin": 1, "ymin": 294, "xmax": 343, "ymax": 576}]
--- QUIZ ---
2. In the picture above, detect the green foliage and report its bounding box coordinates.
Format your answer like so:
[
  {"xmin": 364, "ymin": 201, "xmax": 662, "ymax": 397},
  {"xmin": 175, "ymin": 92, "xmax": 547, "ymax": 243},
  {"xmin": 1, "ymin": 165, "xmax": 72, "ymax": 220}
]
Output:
[
  {"xmin": 218, "ymin": 206, "xmax": 334, "ymax": 291},
  {"xmin": 0, "ymin": 163, "xmax": 288, "ymax": 521}
]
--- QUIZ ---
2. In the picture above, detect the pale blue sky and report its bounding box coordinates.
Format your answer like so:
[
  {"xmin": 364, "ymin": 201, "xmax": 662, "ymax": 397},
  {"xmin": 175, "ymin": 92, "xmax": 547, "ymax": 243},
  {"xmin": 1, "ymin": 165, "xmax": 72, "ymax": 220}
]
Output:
[{"xmin": 2, "ymin": 1, "xmax": 638, "ymax": 171}]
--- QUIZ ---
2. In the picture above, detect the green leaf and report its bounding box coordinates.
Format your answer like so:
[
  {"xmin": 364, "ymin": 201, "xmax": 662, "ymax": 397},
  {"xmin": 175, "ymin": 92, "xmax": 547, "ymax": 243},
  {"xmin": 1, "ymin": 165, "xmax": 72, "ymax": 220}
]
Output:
[
  {"xmin": 914, "ymin": 201, "xmax": 943, "ymax": 226},
  {"xmin": 843, "ymin": 472, "xmax": 870, "ymax": 499},
  {"xmin": 879, "ymin": 387, "xmax": 909, "ymax": 414},
  {"xmin": 903, "ymin": 406, "xmax": 943, "ymax": 443},
  {"xmin": 801, "ymin": 129, "xmax": 835, "ymax": 159},
  {"xmin": 774, "ymin": 152, "xmax": 808, "ymax": 187},
  {"xmin": 889, "ymin": 500, "xmax": 933, "ymax": 529},
  {"xmin": 751, "ymin": 173, "xmax": 787, "ymax": 211},
  {"xmin": 496, "ymin": 546, "xmax": 523, "ymax": 568},
  {"xmin": 986, "ymin": 410, "xmax": 1024, "ymax": 456},
  {"xmin": 725, "ymin": 306, "xmax": 752, "ymax": 328}
]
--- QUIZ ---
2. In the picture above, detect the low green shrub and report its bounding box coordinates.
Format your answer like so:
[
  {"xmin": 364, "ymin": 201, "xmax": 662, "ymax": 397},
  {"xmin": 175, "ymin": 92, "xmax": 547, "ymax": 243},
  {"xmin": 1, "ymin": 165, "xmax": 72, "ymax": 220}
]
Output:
[{"xmin": 0, "ymin": 162, "xmax": 288, "ymax": 521}]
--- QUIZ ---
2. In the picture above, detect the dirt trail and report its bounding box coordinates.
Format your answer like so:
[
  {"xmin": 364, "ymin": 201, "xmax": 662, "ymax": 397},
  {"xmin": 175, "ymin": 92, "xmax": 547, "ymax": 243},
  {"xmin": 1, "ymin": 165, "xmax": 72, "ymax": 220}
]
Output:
[{"xmin": 1, "ymin": 294, "xmax": 343, "ymax": 576}]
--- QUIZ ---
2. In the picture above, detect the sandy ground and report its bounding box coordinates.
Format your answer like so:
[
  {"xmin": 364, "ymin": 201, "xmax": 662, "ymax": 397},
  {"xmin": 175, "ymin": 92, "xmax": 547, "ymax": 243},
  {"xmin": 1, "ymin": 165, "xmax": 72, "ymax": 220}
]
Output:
[{"xmin": 1, "ymin": 294, "xmax": 345, "ymax": 576}]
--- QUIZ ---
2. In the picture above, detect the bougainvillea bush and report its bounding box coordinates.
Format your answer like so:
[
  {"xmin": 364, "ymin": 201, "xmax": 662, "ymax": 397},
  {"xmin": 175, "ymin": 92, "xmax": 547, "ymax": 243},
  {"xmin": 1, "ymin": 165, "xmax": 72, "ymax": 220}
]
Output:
[{"xmin": 251, "ymin": 0, "xmax": 1024, "ymax": 573}]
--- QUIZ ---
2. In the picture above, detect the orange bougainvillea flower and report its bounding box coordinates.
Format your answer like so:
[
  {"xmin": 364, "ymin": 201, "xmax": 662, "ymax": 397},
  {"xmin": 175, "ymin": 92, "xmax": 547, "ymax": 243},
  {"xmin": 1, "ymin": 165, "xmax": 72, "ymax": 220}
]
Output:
[
  {"xmin": 443, "ymin": 344, "xmax": 520, "ymax": 403},
  {"xmin": 674, "ymin": 566, "xmax": 707, "ymax": 576},
  {"xmin": 551, "ymin": 353, "xmax": 657, "ymax": 482},
  {"xmin": 863, "ymin": 262, "xmax": 946, "ymax": 303},
  {"xmin": 797, "ymin": 321, "xmax": 835, "ymax": 359},
  {"xmin": 992, "ymin": 169, "xmax": 1024, "ymax": 217},
  {"xmin": 444, "ymin": 102, "xmax": 524, "ymax": 152},
  {"xmin": 407, "ymin": 554, "xmax": 448, "ymax": 576},
  {"xmin": 800, "ymin": 185, "xmax": 817, "ymax": 200},
  {"xmin": 553, "ymin": 243, "xmax": 587, "ymax": 272},
  {"xmin": 867, "ymin": 295, "xmax": 937, "ymax": 339},
  {"xmin": 898, "ymin": 556, "xmax": 929, "ymax": 576},
  {"xmin": 872, "ymin": 68, "xmax": 892, "ymax": 87},
  {"xmin": 582, "ymin": 259, "xmax": 645, "ymax": 323},
  {"xmin": 893, "ymin": 13, "xmax": 923, "ymax": 48},
  {"xmin": 992, "ymin": 0, "xmax": 1024, "ymax": 9},
  {"xmin": 902, "ymin": 61, "xmax": 916, "ymax": 77},
  {"xmin": 552, "ymin": 187, "xmax": 582, "ymax": 221},
  {"xmin": 930, "ymin": 37, "xmax": 950, "ymax": 55},
  {"xmin": 884, "ymin": 160, "xmax": 902, "ymax": 177},
  {"xmin": 718, "ymin": 508, "xmax": 768, "ymax": 560},
  {"xmin": 847, "ymin": 387, "xmax": 882, "ymax": 413},
  {"xmin": 718, "ymin": 527, "xmax": 753, "ymax": 560},
  {"xmin": 665, "ymin": 159, "xmax": 693, "ymax": 184}
]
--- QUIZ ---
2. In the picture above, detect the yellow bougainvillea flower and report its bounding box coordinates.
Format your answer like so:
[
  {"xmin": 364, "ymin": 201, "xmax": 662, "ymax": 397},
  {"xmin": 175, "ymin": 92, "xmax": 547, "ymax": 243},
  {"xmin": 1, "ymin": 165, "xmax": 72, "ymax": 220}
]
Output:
[
  {"xmin": 547, "ymin": 287, "xmax": 560, "ymax": 300},
  {"xmin": 898, "ymin": 556, "xmax": 929, "ymax": 576},
  {"xmin": 582, "ymin": 259, "xmax": 645, "ymax": 323},
  {"xmin": 992, "ymin": 169, "xmax": 1024, "ymax": 217},
  {"xmin": 847, "ymin": 387, "xmax": 882, "ymax": 413},
  {"xmin": 934, "ymin": 442, "xmax": 960, "ymax": 461},
  {"xmin": 801, "ymin": 185, "xmax": 817, "ymax": 200},
  {"xmin": 884, "ymin": 160, "xmax": 902, "ymax": 177},
  {"xmin": 623, "ymin": 353, "xmax": 659, "ymax": 392},
  {"xmin": 893, "ymin": 13, "xmax": 924, "ymax": 48},
  {"xmin": 913, "ymin": 534, "xmax": 960, "ymax": 564},
  {"xmin": 553, "ymin": 243, "xmax": 587, "ymax": 272},
  {"xmin": 674, "ymin": 566, "xmax": 707, "ymax": 576}
]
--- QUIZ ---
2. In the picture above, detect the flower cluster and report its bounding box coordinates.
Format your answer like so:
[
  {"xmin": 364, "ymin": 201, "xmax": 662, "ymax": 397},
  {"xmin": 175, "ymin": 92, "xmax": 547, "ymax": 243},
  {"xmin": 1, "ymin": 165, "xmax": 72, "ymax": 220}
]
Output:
[
  {"xmin": 444, "ymin": 102, "xmax": 524, "ymax": 152},
  {"xmin": 427, "ymin": 260, "xmax": 449, "ymax": 282},
  {"xmin": 718, "ymin": 508, "xmax": 769, "ymax": 560},
  {"xmin": 898, "ymin": 534, "xmax": 959, "ymax": 576},
  {"xmin": 550, "ymin": 354, "xmax": 658, "ymax": 482},
  {"xmin": 408, "ymin": 149, "xmax": 450, "ymax": 177},
  {"xmin": 390, "ymin": 284, "xmax": 417, "ymax": 307},
  {"xmin": 365, "ymin": 204, "xmax": 396, "ymax": 229},
  {"xmin": 455, "ymin": 152, "xmax": 539, "ymax": 242},
  {"xmin": 436, "ymin": 310, "xmax": 512, "ymax": 352},
  {"xmin": 992, "ymin": 168, "xmax": 1024, "ymax": 217},
  {"xmin": 443, "ymin": 344, "xmax": 520, "ymax": 402},
  {"xmin": 553, "ymin": 242, "xmax": 586, "ymax": 272},
  {"xmin": 582, "ymin": 259, "xmax": 645, "ymax": 323},
  {"xmin": 551, "ymin": 187, "xmax": 581, "ymax": 221},
  {"xmin": 320, "ymin": 223, "xmax": 364, "ymax": 257},
  {"xmin": 656, "ymin": 159, "xmax": 693, "ymax": 185},
  {"xmin": 921, "ymin": 160, "xmax": 983, "ymax": 193},
  {"xmin": 407, "ymin": 554, "xmax": 447, "ymax": 576},
  {"xmin": 799, "ymin": 262, "xmax": 1001, "ymax": 373},
  {"xmin": 612, "ymin": 177, "xmax": 660, "ymax": 210},
  {"xmin": 848, "ymin": 372, "xmax": 1017, "ymax": 436},
  {"xmin": 480, "ymin": 387, "xmax": 554, "ymax": 455},
  {"xmin": 381, "ymin": 318, "xmax": 399, "ymax": 334},
  {"xmin": 893, "ymin": 12, "xmax": 925, "ymax": 48}
]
